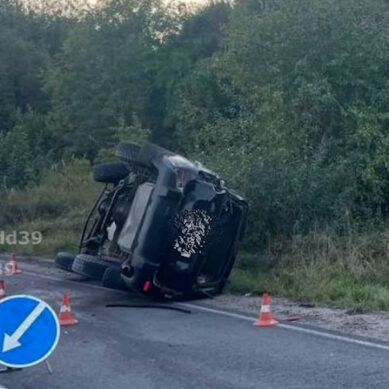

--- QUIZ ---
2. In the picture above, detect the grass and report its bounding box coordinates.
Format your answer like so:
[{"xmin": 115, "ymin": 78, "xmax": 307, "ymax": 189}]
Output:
[
  {"xmin": 1, "ymin": 161, "xmax": 389, "ymax": 311},
  {"xmin": 229, "ymin": 267, "xmax": 389, "ymax": 311},
  {"xmin": 0, "ymin": 159, "xmax": 100, "ymax": 257},
  {"xmin": 228, "ymin": 228, "xmax": 389, "ymax": 311}
]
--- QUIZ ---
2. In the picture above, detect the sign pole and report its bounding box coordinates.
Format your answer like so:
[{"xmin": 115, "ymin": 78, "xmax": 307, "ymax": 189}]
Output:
[
  {"xmin": 45, "ymin": 359, "xmax": 53, "ymax": 375},
  {"xmin": 0, "ymin": 365, "xmax": 22, "ymax": 374}
]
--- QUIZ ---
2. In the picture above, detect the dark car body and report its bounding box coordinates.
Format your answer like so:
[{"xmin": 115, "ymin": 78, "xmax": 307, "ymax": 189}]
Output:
[{"xmin": 56, "ymin": 142, "xmax": 248, "ymax": 300}]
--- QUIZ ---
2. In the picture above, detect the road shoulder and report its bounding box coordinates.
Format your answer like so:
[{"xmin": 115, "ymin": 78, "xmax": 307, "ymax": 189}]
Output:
[{"xmin": 200, "ymin": 294, "xmax": 389, "ymax": 343}]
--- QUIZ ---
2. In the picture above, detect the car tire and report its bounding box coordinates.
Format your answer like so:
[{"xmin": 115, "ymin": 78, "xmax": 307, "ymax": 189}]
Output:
[
  {"xmin": 102, "ymin": 267, "xmax": 127, "ymax": 290},
  {"xmin": 71, "ymin": 254, "xmax": 118, "ymax": 280},
  {"xmin": 55, "ymin": 252, "xmax": 75, "ymax": 272},
  {"xmin": 93, "ymin": 162, "xmax": 129, "ymax": 184},
  {"xmin": 116, "ymin": 142, "xmax": 141, "ymax": 164},
  {"xmin": 136, "ymin": 142, "xmax": 174, "ymax": 167}
]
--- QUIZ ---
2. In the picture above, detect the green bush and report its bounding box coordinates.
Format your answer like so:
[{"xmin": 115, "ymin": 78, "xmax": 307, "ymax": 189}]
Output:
[
  {"xmin": 230, "ymin": 226, "xmax": 389, "ymax": 310},
  {"xmin": 0, "ymin": 159, "xmax": 100, "ymax": 255},
  {"xmin": 1, "ymin": 0, "xmax": 389, "ymax": 309}
]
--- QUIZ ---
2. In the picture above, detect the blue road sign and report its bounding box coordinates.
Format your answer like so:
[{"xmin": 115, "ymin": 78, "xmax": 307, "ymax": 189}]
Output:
[{"xmin": 0, "ymin": 295, "xmax": 60, "ymax": 368}]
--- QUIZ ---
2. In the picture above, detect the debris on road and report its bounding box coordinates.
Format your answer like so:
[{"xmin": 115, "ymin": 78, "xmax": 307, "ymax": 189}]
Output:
[
  {"xmin": 282, "ymin": 314, "xmax": 303, "ymax": 322},
  {"xmin": 106, "ymin": 304, "xmax": 191, "ymax": 314}
]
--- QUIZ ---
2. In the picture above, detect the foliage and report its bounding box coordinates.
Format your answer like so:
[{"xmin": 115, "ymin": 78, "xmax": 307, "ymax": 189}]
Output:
[
  {"xmin": 45, "ymin": 0, "xmax": 183, "ymax": 161},
  {"xmin": 0, "ymin": 159, "xmax": 100, "ymax": 254},
  {"xmin": 176, "ymin": 0, "xmax": 389, "ymax": 246},
  {"xmin": 2, "ymin": 0, "xmax": 389, "ymax": 307},
  {"xmin": 230, "ymin": 224, "xmax": 389, "ymax": 311}
]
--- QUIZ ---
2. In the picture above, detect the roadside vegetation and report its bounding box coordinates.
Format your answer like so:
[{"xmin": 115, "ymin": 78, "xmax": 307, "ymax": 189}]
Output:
[
  {"xmin": 0, "ymin": 160, "xmax": 100, "ymax": 255},
  {"xmin": 1, "ymin": 0, "xmax": 389, "ymax": 310}
]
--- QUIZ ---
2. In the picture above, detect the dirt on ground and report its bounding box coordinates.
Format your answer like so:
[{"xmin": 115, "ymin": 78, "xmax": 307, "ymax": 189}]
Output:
[{"xmin": 205, "ymin": 294, "xmax": 389, "ymax": 342}]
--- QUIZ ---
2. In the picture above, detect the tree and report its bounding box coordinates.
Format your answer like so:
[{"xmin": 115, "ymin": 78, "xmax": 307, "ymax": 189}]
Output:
[
  {"xmin": 177, "ymin": 0, "xmax": 389, "ymax": 245},
  {"xmin": 152, "ymin": 1, "xmax": 233, "ymax": 147},
  {"xmin": 45, "ymin": 0, "xmax": 179, "ymax": 161}
]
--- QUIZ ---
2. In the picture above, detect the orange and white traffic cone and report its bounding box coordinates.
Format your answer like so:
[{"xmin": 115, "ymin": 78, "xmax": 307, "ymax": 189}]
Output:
[
  {"xmin": 58, "ymin": 293, "xmax": 79, "ymax": 326},
  {"xmin": 253, "ymin": 293, "xmax": 279, "ymax": 327},
  {"xmin": 6, "ymin": 253, "xmax": 21, "ymax": 275},
  {"xmin": 0, "ymin": 280, "xmax": 6, "ymax": 300}
]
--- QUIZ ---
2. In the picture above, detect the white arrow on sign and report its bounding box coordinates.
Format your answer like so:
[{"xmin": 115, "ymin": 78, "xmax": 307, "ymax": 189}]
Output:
[{"xmin": 2, "ymin": 302, "xmax": 46, "ymax": 353}]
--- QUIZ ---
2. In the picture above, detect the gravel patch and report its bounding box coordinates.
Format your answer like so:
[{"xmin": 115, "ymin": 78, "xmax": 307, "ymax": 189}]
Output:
[{"xmin": 202, "ymin": 294, "xmax": 389, "ymax": 342}]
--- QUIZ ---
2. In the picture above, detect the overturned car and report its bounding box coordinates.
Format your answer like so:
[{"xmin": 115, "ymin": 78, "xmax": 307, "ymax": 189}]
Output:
[{"xmin": 56, "ymin": 142, "xmax": 248, "ymax": 300}]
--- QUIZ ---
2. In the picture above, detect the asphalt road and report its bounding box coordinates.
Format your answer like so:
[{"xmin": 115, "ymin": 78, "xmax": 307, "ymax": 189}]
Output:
[{"xmin": 0, "ymin": 259, "xmax": 389, "ymax": 389}]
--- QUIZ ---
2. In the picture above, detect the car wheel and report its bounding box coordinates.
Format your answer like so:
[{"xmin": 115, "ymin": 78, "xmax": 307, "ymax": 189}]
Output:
[
  {"xmin": 102, "ymin": 267, "xmax": 127, "ymax": 290},
  {"xmin": 55, "ymin": 252, "xmax": 75, "ymax": 272},
  {"xmin": 116, "ymin": 142, "xmax": 141, "ymax": 164},
  {"xmin": 71, "ymin": 254, "xmax": 119, "ymax": 280},
  {"xmin": 93, "ymin": 162, "xmax": 129, "ymax": 184}
]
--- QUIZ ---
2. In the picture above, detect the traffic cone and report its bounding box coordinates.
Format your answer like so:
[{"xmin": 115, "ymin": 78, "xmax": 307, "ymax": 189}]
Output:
[
  {"xmin": 6, "ymin": 253, "xmax": 21, "ymax": 275},
  {"xmin": 253, "ymin": 293, "xmax": 279, "ymax": 327},
  {"xmin": 58, "ymin": 293, "xmax": 78, "ymax": 326},
  {"xmin": 0, "ymin": 280, "xmax": 6, "ymax": 300}
]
